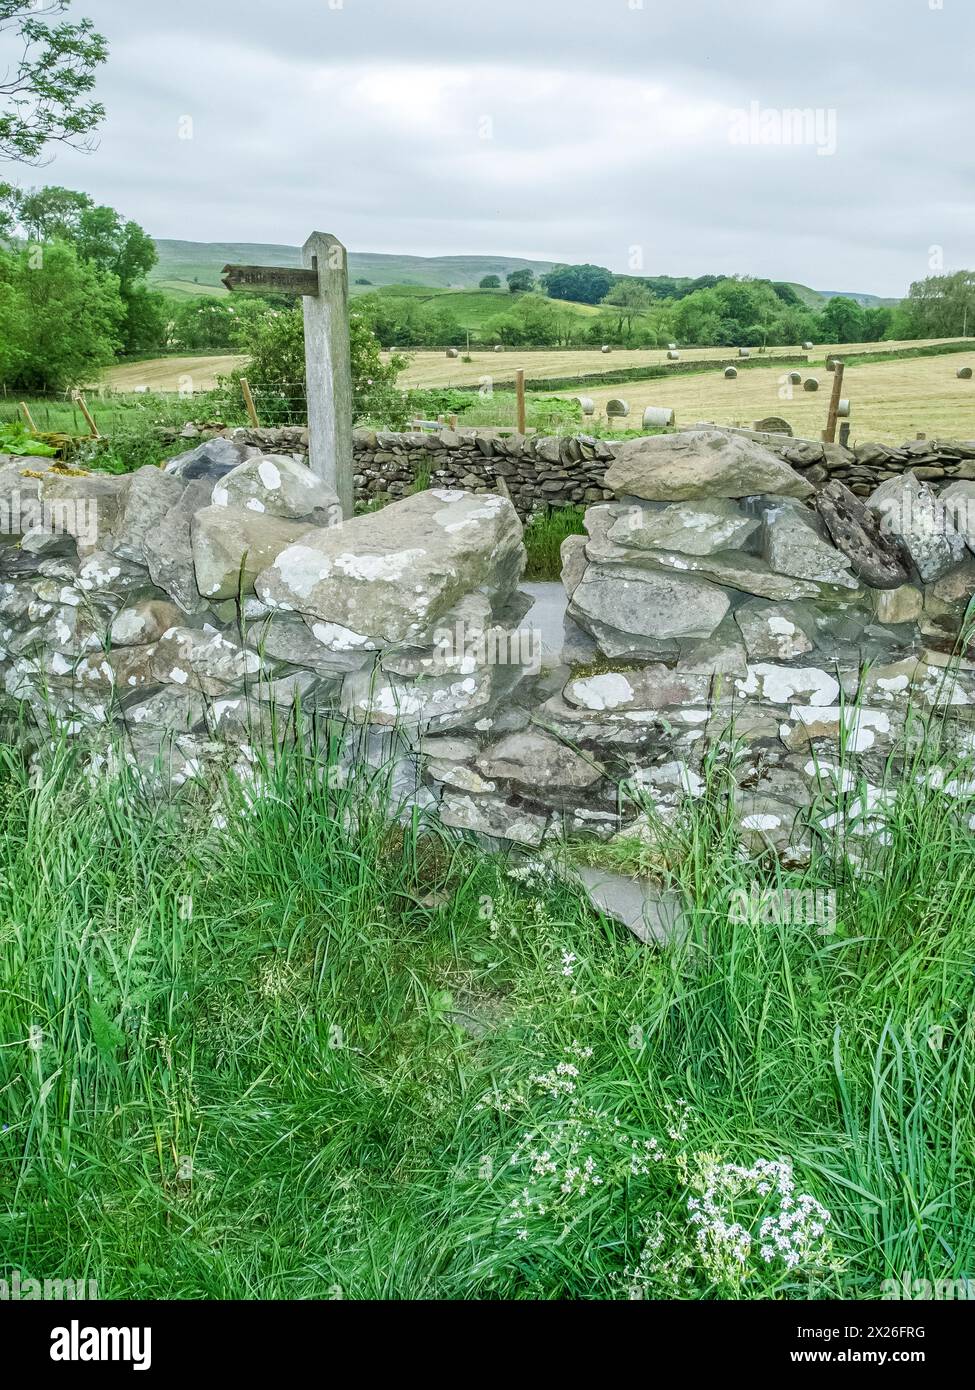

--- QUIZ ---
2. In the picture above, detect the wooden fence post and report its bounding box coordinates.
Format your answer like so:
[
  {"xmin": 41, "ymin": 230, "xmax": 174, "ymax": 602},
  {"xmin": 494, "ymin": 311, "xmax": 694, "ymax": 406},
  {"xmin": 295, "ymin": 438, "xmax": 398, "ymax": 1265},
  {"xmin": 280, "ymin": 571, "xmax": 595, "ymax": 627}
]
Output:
[
  {"xmin": 240, "ymin": 378, "xmax": 261, "ymax": 428},
  {"xmin": 515, "ymin": 368, "xmax": 527, "ymax": 434},
  {"xmin": 823, "ymin": 362, "xmax": 845, "ymax": 443},
  {"xmin": 72, "ymin": 392, "xmax": 101, "ymax": 439}
]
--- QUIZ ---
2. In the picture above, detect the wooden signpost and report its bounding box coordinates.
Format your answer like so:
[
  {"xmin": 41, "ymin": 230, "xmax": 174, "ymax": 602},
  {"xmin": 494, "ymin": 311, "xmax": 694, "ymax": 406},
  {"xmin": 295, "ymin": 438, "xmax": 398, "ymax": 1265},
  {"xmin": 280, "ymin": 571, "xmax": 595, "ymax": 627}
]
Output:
[
  {"xmin": 221, "ymin": 265, "xmax": 320, "ymax": 296},
  {"xmin": 222, "ymin": 231, "xmax": 353, "ymax": 516}
]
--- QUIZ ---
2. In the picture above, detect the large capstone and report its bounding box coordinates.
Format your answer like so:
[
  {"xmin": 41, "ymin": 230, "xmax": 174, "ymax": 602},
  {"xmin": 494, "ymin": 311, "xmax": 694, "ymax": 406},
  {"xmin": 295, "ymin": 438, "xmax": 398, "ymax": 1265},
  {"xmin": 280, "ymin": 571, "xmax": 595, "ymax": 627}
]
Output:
[
  {"xmin": 164, "ymin": 436, "xmax": 253, "ymax": 482},
  {"xmin": 604, "ymin": 429, "xmax": 814, "ymax": 502},
  {"xmin": 255, "ymin": 489, "xmax": 525, "ymax": 646}
]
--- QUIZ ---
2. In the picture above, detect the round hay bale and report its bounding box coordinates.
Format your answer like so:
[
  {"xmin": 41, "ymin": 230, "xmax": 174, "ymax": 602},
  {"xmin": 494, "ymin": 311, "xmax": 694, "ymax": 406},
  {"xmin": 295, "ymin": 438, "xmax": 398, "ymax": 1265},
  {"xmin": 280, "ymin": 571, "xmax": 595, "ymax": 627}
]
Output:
[
  {"xmin": 738, "ymin": 347, "xmax": 750, "ymax": 358},
  {"xmin": 666, "ymin": 349, "xmax": 680, "ymax": 360},
  {"xmin": 667, "ymin": 342, "xmax": 678, "ymax": 351},
  {"xmin": 802, "ymin": 340, "xmax": 814, "ymax": 350},
  {"xmin": 788, "ymin": 371, "xmax": 803, "ymax": 385},
  {"xmin": 600, "ymin": 344, "xmax": 612, "ymax": 353},
  {"xmin": 957, "ymin": 366, "xmax": 972, "ymax": 379},
  {"xmin": 724, "ymin": 366, "xmax": 738, "ymax": 379},
  {"xmin": 573, "ymin": 395, "xmax": 595, "ymax": 416},
  {"xmin": 446, "ymin": 348, "xmax": 459, "ymax": 358},
  {"xmin": 836, "ymin": 399, "xmax": 851, "ymax": 418},
  {"xmin": 494, "ymin": 344, "xmax": 504, "ymax": 353},
  {"xmin": 642, "ymin": 406, "xmax": 675, "ymax": 427},
  {"xmin": 826, "ymin": 356, "xmax": 842, "ymax": 372},
  {"xmin": 606, "ymin": 398, "xmax": 630, "ymax": 419},
  {"xmin": 803, "ymin": 377, "xmax": 820, "ymax": 393}
]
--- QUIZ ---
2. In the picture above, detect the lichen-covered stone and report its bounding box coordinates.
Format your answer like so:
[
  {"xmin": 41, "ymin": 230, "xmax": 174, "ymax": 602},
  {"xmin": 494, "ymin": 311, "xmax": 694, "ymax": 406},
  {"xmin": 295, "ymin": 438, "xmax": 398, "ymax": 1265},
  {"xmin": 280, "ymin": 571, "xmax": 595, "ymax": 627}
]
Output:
[
  {"xmin": 256, "ymin": 489, "xmax": 525, "ymax": 645},
  {"xmin": 211, "ymin": 454, "xmax": 340, "ymax": 524},
  {"xmin": 105, "ymin": 466, "xmax": 184, "ymax": 564},
  {"xmin": 607, "ymin": 497, "xmax": 760, "ymax": 556},
  {"xmin": 191, "ymin": 505, "xmax": 312, "ymax": 601}
]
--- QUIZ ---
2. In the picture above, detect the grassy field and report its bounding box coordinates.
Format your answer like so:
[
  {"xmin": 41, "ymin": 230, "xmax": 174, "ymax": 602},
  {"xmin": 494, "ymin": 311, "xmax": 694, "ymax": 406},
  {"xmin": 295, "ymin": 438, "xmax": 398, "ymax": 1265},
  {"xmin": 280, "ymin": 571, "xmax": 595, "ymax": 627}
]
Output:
[
  {"xmin": 102, "ymin": 354, "xmax": 247, "ymax": 393},
  {"xmin": 371, "ymin": 285, "xmax": 604, "ymax": 328},
  {"xmin": 84, "ymin": 339, "xmax": 975, "ymax": 443},
  {"xmin": 391, "ymin": 339, "xmax": 967, "ymax": 389},
  {"xmin": 554, "ymin": 352, "xmax": 975, "ymax": 444},
  {"xmin": 1, "ymin": 711, "xmax": 973, "ymax": 1300},
  {"xmin": 97, "ymin": 340, "xmax": 964, "ymax": 398}
]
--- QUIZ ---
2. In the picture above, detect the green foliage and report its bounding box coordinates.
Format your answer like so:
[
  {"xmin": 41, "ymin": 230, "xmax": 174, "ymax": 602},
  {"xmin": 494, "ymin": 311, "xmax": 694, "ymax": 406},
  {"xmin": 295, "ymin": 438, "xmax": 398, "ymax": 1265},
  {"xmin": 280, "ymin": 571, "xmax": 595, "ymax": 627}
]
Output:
[
  {"xmin": 818, "ymin": 295, "xmax": 865, "ymax": 343},
  {"xmin": 541, "ymin": 262, "xmax": 615, "ymax": 305},
  {"xmin": 1, "ymin": 711, "xmax": 974, "ymax": 1298},
  {"xmin": 603, "ymin": 278, "xmax": 654, "ymax": 337},
  {"xmin": 5, "ymin": 184, "xmax": 164, "ymax": 354},
  {"xmin": 484, "ymin": 293, "xmax": 581, "ymax": 347},
  {"xmin": 0, "ymin": 2, "xmax": 107, "ymax": 163},
  {"xmin": 167, "ymin": 294, "xmax": 274, "ymax": 352},
  {"xmin": 0, "ymin": 239, "xmax": 122, "ymax": 390},
  {"xmin": 222, "ymin": 301, "xmax": 407, "ymax": 426},
  {"xmin": 896, "ymin": 270, "xmax": 975, "ymax": 340},
  {"xmin": 0, "ymin": 421, "xmax": 57, "ymax": 455},
  {"xmin": 479, "ymin": 274, "xmax": 501, "ymax": 289},
  {"xmin": 506, "ymin": 268, "xmax": 535, "ymax": 293}
]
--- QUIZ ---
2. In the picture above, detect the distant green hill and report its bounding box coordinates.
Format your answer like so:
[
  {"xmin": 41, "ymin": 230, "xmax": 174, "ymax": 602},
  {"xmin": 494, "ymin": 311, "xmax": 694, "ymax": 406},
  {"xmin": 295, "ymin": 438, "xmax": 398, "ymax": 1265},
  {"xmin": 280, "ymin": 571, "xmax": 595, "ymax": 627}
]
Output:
[
  {"xmin": 151, "ymin": 241, "xmax": 558, "ymax": 298},
  {"xmin": 150, "ymin": 240, "xmax": 901, "ymax": 310}
]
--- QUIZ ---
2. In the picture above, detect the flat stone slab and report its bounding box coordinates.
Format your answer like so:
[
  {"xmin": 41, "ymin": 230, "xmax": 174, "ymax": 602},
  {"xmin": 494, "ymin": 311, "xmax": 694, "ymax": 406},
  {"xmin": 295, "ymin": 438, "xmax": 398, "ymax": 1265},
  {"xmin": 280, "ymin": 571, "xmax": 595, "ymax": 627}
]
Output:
[
  {"xmin": 604, "ymin": 429, "xmax": 814, "ymax": 502},
  {"xmin": 574, "ymin": 866, "xmax": 689, "ymax": 945}
]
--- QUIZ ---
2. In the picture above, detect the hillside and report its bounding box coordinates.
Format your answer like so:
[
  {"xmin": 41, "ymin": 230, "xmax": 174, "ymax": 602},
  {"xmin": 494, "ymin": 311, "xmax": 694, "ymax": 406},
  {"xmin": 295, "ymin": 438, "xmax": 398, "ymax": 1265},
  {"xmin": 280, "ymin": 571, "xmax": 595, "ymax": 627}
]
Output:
[
  {"xmin": 151, "ymin": 241, "xmax": 558, "ymax": 298},
  {"xmin": 150, "ymin": 240, "xmax": 898, "ymax": 307}
]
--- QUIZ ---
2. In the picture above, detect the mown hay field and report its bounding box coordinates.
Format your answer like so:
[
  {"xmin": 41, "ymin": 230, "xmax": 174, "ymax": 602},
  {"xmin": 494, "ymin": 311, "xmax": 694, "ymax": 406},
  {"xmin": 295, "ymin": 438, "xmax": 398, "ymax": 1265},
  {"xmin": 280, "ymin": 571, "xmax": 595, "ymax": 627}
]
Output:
[
  {"xmin": 103, "ymin": 354, "xmax": 247, "ymax": 392},
  {"xmin": 552, "ymin": 352, "xmax": 975, "ymax": 444},
  {"xmin": 389, "ymin": 339, "xmax": 966, "ymax": 390}
]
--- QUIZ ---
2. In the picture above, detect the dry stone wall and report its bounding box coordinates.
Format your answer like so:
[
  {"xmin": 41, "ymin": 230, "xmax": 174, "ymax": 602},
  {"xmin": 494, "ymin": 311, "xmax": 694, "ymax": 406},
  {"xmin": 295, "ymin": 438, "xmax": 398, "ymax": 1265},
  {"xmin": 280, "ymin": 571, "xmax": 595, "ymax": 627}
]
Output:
[
  {"xmin": 188, "ymin": 424, "xmax": 975, "ymax": 516},
  {"xmin": 2, "ymin": 427, "xmax": 975, "ymax": 900}
]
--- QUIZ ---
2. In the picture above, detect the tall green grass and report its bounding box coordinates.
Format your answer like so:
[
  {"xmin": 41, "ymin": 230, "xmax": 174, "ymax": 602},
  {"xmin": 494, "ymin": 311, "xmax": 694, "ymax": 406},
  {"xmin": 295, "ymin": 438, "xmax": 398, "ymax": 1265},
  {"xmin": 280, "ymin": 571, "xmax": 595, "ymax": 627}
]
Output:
[
  {"xmin": 523, "ymin": 506, "xmax": 586, "ymax": 580},
  {"xmin": 0, "ymin": 716, "xmax": 973, "ymax": 1299}
]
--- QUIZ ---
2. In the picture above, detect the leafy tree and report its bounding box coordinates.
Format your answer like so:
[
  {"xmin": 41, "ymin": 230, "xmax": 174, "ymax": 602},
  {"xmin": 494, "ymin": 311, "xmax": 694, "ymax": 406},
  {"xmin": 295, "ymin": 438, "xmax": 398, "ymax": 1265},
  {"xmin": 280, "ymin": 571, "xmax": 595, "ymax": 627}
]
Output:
[
  {"xmin": 2, "ymin": 238, "xmax": 122, "ymax": 389},
  {"xmin": 170, "ymin": 296, "xmax": 239, "ymax": 351},
  {"xmin": 506, "ymin": 268, "xmax": 535, "ymax": 294},
  {"xmin": 4, "ymin": 184, "xmax": 164, "ymax": 352},
  {"xmin": 897, "ymin": 271, "xmax": 975, "ymax": 339},
  {"xmin": 486, "ymin": 294, "xmax": 578, "ymax": 347},
  {"xmin": 227, "ymin": 302, "xmax": 406, "ymax": 424},
  {"xmin": 603, "ymin": 278, "xmax": 653, "ymax": 337},
  {"xmin": 859, "ymin": 305, "xmax": 893, "ymax": 342},
  {"xmin": 0, "ymin": 2, "xmax": 107, "ymax": 164},
  {"xmin": 818, "ymin": 295, "xmax": 865, "ymax": 344},
  {"xmin": 479, "ymin": 274, "xmax": 501, "ymax": 289},
  {"xmin": 541, "ymin": 263, "xmax": 615, "ymax": 305}
]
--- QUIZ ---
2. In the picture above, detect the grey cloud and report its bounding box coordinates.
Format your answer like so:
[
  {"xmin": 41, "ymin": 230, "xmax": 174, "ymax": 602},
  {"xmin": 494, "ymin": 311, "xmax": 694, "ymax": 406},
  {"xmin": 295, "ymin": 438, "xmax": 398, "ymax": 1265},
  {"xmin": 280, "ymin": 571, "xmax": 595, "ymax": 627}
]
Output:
[{"xmin": 5, "ymin": 0, "xmax": 973, "ymax": 295}]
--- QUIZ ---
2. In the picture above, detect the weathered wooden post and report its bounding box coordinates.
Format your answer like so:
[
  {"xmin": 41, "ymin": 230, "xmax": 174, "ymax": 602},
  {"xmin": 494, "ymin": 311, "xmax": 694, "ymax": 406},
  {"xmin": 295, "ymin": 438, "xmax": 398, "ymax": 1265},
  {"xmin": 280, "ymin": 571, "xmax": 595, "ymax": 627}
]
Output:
[
  {"xmin": 301, "ymin": 232, "xmax": 353, "ymax": 516},
  {"xmin": 239, "ymin": 378, "xmax": 261, "ymax": 428},
  {"xmin": 515, "ymin": 368, "xmax": 527, "ymax": 433},
  {"xmin": 823, "ymin": 361, "xmax": 845, "ymax": 443},
  {"xmin": 222, "ymin": 231, "xmax": 353, "ymax": 516}
]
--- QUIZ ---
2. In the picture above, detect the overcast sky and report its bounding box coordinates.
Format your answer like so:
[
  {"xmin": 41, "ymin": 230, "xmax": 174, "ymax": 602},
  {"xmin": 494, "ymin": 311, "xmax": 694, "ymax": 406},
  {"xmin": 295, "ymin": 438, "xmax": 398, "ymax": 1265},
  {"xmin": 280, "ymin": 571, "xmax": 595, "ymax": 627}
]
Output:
[{"xmin": 9, "ymin": 0, "xmax": 975, "ymax": 295}]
